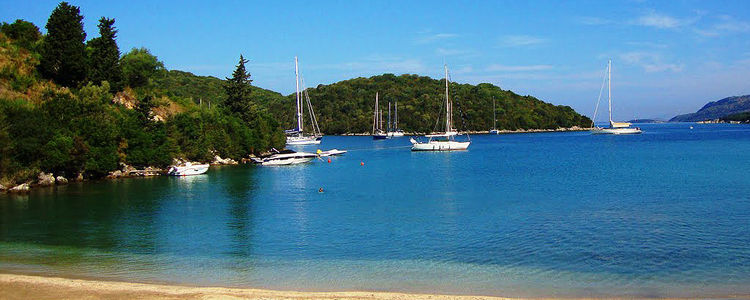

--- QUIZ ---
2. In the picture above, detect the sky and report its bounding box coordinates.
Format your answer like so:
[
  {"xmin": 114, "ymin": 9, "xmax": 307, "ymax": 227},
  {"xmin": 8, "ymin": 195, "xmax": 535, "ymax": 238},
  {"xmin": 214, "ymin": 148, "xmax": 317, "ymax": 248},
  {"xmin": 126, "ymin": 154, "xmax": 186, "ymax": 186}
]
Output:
[{"xmin": 2, "ymin": 0, "xmax": 749, "ymax": 120}]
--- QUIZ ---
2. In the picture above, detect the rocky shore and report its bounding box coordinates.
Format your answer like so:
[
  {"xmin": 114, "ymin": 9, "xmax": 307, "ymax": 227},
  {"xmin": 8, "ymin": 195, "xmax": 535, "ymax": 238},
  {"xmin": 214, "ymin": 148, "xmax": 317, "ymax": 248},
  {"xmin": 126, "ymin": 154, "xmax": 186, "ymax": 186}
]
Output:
[{"xmin": 0, "ymin": 154, "xmax": 240, "ymax": 195}]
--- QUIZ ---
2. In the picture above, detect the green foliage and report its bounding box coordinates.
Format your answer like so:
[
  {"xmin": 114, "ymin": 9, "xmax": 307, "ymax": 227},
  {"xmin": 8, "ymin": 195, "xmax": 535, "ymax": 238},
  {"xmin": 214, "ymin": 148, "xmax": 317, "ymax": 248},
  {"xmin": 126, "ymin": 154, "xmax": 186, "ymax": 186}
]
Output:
[
  {"xmin": 87, "ymin": 17, "xmax": 122, "ymax": 92},
  {"xmin": 721, "ymin": 111, "xmax": 750, "ymax": 123},
  {"xmin": 121, "ymin": 47, "xmax": 165, "ymax": 89},
  {"xmin": 223, "ymin": 55, "xmax": 253, "ymax": 120},
  {"xmin": 263, "ymin": 74, "xmax": 592, "ymax": 134},
  {"xmin": 39, "ymin": 2, "xmax": 87, "ymax": 87},
  {"xmin": 0, "ymin": 19, "xmax": 42, "ymax": 50}
]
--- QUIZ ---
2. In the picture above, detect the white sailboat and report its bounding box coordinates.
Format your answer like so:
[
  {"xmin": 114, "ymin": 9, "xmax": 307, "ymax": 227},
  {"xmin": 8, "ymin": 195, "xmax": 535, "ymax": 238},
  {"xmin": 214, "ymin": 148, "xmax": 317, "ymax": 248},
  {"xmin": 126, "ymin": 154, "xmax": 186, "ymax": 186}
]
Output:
[
  {"xmin": 490, "ymin": 97, "xmax": 500, "ymax": 134},
  {"xmin": 591, "ymin": 60, "xmax": 642, "ymax": 135},
  {"xmin": 373, "ymin": 92, "xmax": 387, "ymax": 139},
  {"xmin": 410, "ymin": 65, "xmax": 471, "ymax": 151},
  {"xmin": 286, "ymin": 56, "xmax": 323, "ymax": 145},
  {"xmin": 387, "ymin": 101, "xmax": 405, "ymax": 137}
]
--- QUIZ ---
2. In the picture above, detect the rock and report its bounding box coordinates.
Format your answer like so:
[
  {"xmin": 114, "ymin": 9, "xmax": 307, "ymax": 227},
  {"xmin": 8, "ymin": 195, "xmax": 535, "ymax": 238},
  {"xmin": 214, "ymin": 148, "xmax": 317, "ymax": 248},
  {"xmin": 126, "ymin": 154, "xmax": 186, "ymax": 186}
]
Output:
[
  {"xmin": 107, "ymin": 170, "xmax": 123, "ymax": 179},
  {"xmin": 113, "ymin": 89, "xmax": 137, "ymax": 109},
  {"xmin": 9, "ymin": 183, "xmax": 30, "ymax": 193},
  {"xmin": 37, "ymin": 172, "xmax": 55, "ymax": 186},
  {"xmin": 213, "ymin": 155, "xmax": 238, "ymax": 165},
  {"xmin": 55, "ymin": 176, "xmax": 68, "ymax": 184}
]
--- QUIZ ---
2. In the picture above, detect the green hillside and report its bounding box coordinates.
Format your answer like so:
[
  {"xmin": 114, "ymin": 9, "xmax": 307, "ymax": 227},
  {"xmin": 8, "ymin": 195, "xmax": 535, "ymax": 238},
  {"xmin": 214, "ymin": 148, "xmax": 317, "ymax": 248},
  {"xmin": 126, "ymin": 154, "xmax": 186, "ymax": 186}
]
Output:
[{"xmin": 265, "ymin": 74, "xmax": 591, "ymax": 134}]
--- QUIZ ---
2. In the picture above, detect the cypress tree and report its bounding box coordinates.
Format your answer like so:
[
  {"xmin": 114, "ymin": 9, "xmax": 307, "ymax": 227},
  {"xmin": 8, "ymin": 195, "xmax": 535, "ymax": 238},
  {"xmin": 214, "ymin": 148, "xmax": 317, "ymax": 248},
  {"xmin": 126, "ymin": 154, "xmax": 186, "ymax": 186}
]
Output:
[
  {"xmin": 223, "ymin": 55, "xmax": 253, "ymax": 120},
  {"xmin": 88, "ymin": 17, "xmax": 122, "ymax": 92},
  {"xmin": 39, "ymin": 2, "xmax": 87, "ymax": 87}
]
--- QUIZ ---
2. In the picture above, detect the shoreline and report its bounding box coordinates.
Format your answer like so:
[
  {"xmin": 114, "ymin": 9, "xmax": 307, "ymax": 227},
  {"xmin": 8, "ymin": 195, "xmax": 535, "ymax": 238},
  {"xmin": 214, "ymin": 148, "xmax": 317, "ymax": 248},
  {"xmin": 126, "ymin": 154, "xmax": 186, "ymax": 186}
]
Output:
[
  {"xmin": 1, "ymin": 273, "xmax": 738, "ymax": 300},
  {"xmin": 0, "ymin": 273, "xmax": 522, "ymax": 300},
  {"xmin": 0, "ymin": 126, "xmax": 589, "ymax": 195},
  {"xmin": 339, "ymin": 126, "xmax": 592, "ymax": 136}
]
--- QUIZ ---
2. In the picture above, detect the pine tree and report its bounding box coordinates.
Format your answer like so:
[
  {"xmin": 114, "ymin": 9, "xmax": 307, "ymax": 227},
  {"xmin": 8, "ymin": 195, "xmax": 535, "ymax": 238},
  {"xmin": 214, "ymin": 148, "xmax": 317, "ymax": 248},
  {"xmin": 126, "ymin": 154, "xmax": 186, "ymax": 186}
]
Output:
[
  {"xmin": 87, "ymin": 17, "xmax": 122, "ymax": 92},
  {"xmin": 223, "ymin": 55, "xmax": 253, "ymax": 120},
  {"xmin": 39, "ymin": 2, "xmax": 87, "ymax": 87}
]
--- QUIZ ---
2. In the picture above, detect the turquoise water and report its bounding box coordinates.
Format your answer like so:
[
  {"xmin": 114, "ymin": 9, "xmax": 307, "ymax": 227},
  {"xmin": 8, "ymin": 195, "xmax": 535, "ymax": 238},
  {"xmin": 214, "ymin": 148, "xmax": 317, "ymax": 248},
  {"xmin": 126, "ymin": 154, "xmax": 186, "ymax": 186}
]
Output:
[{"xmin": 1, "ymin": 123, "xmax": 750, "ymax": 298}]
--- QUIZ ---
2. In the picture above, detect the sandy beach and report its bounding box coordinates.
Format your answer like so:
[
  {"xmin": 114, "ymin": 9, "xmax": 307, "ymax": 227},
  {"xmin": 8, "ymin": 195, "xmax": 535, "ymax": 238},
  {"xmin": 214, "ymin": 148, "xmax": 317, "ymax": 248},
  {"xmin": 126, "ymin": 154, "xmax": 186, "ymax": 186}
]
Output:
[
  {"xmin": 0, "ymin": 273, "xmax": 520, "ymax": 300},
  {"xmin": 2, "ymin": 273, "xmax": 747, "ymax": 300}
]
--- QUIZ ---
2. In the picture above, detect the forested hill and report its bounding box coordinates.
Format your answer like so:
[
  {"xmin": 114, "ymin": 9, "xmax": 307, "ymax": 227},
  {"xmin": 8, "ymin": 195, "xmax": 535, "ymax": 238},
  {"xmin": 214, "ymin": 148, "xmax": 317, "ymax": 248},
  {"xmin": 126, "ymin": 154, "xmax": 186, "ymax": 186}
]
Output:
[
  {"xmin": 670, "ymin": 95, "xmax": 750, "ymax": 122},
  {"xmin": 263, "ymin": 74, "xmax": 592, "ymax": 134}
]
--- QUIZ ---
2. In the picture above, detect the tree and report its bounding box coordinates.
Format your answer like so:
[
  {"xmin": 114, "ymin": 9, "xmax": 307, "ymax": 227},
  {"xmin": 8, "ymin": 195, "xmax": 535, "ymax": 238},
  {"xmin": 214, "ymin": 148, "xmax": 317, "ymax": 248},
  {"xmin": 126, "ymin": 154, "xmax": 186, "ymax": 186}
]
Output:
[
  {"xmin": 223, "ymin": 55, "xmax": 253, "ymax": 120},
  {"xmin": 87, "ymin": 17, "xmax": 122, "ymax": 92},
  {"xmin": 120, "ymin": 47, "xmax": 165, "ymax": 88},
  {"xmin": 39, "ymin": 2, "xmax": 87, "ymax": 87},
  {"xmin": 0, "ymin": 19, "xmax": 42, "ymax": 50}
]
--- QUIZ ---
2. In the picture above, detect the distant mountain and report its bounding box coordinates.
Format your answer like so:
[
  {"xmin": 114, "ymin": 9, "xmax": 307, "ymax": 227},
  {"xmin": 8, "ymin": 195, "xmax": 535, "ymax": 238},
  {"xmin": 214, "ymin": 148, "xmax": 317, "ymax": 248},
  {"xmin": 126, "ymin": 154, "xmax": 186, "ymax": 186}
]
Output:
[
  {"xmin": 670, "ymin": 95, "xmax": 750, "ymax": 122},
  {"xmin": 627, "ymin": 119, "xmax": 666, "ymax": 123}
]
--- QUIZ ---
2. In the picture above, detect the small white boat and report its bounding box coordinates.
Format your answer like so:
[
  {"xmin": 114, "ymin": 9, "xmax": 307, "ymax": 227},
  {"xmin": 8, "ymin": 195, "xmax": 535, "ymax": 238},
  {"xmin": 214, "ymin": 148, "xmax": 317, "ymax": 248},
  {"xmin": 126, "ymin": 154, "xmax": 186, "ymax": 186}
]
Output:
[
  {"xmin": 286, "ymin": 134, "xmax": 322, "ymax": 145},
  {"xmin": 168, "ymin": 162, "xmax": 209, "ymax": 176},
  {"xmin": 317, "ymin": 149, "xmax": 347, "ymax": 157},
  {"xmin": 411, "ymin": 64, "xmax": 471, "ymax": 151},
  {"xmin": 410, "ymin": 132, "xmax": 470, "ymax": 151},
  {"xmin": 387, "ymin": 101, "xmax": 405, "ymax": 137},
  {"xmin": 590, "ymin": 60, "xmax": 642, "ymax": 135},
  {"xmin": 490, "ymin": 97, "xmax": 500, "ymax": 134},
  {"xmin": 251, "ymin": 149, "xmax": 317, "ymax": 166},
  {"xmin": 372, "ymin": 92, "xmax": 388, "ymax": 140},
  {"xmin": 286, "ymin": 56, "xmax": 323, "ymax": 145}
]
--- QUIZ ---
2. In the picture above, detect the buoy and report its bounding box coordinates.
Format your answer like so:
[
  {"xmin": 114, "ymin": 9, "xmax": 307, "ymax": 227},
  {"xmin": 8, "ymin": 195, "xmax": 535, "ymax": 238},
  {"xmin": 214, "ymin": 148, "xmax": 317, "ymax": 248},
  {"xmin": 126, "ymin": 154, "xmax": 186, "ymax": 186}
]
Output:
[
  {"xmin": 327, "ymin": 158, "xmax": 331, "ymax": 163},
  {"xmin": 360, "ymin": 161, "xmax": 364, "ymax": 166}
]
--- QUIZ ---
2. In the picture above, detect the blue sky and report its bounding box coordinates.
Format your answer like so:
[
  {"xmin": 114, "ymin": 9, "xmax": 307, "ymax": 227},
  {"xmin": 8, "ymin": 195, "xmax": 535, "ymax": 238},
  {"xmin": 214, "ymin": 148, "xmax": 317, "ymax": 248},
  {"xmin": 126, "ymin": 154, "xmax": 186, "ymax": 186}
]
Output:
[{"xmin": 3, "ymin": 0, "xmax": 749, "ymax": 120}]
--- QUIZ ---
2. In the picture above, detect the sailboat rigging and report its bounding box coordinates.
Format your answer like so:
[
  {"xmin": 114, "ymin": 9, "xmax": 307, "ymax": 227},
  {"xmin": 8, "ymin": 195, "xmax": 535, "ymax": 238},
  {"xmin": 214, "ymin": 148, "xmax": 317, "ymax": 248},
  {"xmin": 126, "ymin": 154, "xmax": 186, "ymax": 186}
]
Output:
[
  {"xmin": 410, "ymin": 64, "xmax": 471, "ymax": 151},
  {"xmin": 286, "ymin": 56, "xmax": 323, "ymax": 145},
  {"xmin": 591, "ymin": 60, "xmax": 642, "ymax": 135},
  {"xmin": 490, "ymin": 97, "xmax": 499, "ymax": 134},
  {"xmin": 372, "ymin": 92, "xmax": 387, "ymax": 139}
]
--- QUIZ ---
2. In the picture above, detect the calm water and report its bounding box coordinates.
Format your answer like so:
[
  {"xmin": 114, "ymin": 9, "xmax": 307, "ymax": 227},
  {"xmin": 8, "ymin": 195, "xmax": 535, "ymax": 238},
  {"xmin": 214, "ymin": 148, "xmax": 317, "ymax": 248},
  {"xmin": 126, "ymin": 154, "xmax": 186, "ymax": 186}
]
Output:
[{"xmin": 1, "ymin": 123, "xmax": 750, "ymax": 298}]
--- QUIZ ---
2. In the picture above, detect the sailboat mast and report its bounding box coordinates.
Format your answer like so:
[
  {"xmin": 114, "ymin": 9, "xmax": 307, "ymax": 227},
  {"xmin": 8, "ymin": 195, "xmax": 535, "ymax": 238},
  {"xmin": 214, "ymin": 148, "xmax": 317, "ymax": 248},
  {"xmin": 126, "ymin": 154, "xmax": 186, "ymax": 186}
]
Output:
[
  {"xmin": 373, "ymin": 92, "xmax": 378, "ymax": 133},
  {"xmin": 608, "ymin": 59, "xmax": 612, "ymax": 124},
  {"xmin": 445, "ymin": 64, "xmax": 450, "ymax": 132},
  {"xmin": 493, "ymin": 97, "xmax": 497, "ymax": 129},
  {"xmin": 295, "ymin": 56, "xmax": 303, "ymax": 132},
  {"xmin": 395, "ymin": 101, "xmax": 398, "ymax": 129},
  {"xmin": 388, "ymin": 102, "xmax": 391, "ymax": 131}
]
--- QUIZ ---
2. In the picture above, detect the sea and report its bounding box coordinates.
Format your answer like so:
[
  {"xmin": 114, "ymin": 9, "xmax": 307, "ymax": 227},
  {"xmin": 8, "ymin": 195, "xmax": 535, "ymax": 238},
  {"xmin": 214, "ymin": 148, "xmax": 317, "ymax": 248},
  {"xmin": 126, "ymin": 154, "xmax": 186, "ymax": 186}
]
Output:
[{"xmin": 1, "ymin": 123, "xmax": 749, "ymax": 298}]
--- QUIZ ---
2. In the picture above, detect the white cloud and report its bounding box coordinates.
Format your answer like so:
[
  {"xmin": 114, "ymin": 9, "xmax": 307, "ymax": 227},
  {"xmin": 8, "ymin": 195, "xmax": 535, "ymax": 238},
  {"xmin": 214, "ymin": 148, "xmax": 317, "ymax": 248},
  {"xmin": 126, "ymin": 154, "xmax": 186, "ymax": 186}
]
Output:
[
  {"xmin": 414, "ymin": 33, "xmax": 459, "ymax": 44},
  {"xmin": 435, "ymin": 47, "xmax": 477, "ymax": 57},
  {"xmin": 486, "ymin": 64, "xmax": 554, "ymax": 72},
  {"xmin": 695, "ymin": 15, "xmax": 750, "ymax": 37},
  {"xmin": 498, "ymin": 35, "xmax": 547, "ymax": 47},
  {"xmin": 576, "ymin": 16, "xmax": 613, "ymax": 25},
  {"xmin": 619, "ymin": 52, "xmax": 684, "ymax": 72},
  {"xmin": 631, "ymin": 11, "xmax": 697, "ymax": 29}
]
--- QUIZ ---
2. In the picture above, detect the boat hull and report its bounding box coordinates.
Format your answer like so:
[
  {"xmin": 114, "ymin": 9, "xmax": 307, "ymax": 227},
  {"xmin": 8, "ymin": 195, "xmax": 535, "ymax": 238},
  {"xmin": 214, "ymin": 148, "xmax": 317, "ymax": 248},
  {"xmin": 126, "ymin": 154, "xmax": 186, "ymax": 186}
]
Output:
[
  {"xmin": 168, "ymin": 164, "xmax": 209, "ymax": 176},
  {"xmin": 373, "ymin": 134, "xmax": 388, "ymax": 140},
  {"xmin": 387, "ymin": 131, "xmax": 405, "ymax": 137},
  {"xmin": 489, "ymin": 129, "xmax": 500, "ymax": 134},
  {"xmin": 286, "ymin": 136, "xmax": 323, "ymax": 145},
  {"xmin": 260, "ymin": 156, "xmax": 315, "ymax": 166},
  {"xmin": 591, "ymin": 127, "xmax": 642, "ymax": 135},
  {"xmin": 411, "ymin": 141, "xmax": 470, "ymax": 151},
  {"xmin": 318, "ymin": 149, "xmax": 347, "ymax": 157}
]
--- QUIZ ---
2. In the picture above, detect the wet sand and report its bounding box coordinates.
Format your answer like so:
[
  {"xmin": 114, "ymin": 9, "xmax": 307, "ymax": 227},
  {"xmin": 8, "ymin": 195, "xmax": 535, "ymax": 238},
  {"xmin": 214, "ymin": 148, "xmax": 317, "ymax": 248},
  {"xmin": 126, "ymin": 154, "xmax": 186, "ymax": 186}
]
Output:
[
  {"xmin": 2, "ymin": 273, "xmax": 747, "ymax": 300},
  {"xmin": 0, "ymin": 273, "xmax": 517, "ymax": 300}
]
